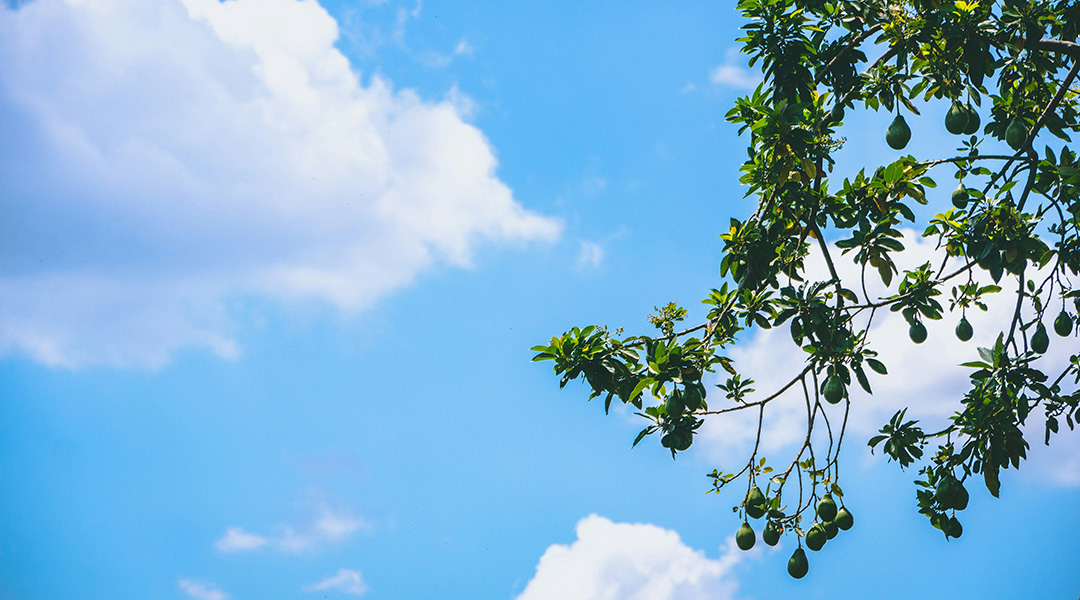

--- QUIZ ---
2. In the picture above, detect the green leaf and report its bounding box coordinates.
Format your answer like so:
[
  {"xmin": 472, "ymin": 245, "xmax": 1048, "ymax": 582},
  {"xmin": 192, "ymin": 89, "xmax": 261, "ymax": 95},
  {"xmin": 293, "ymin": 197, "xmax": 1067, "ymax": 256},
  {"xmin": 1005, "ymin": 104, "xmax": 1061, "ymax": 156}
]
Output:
[
  {"xmin": 983, "ymin": 465, "xmax": 1000, "ymax": 498},
  {"xmin": 632, "ymin": 427, "xmax": 654, "ymax": 448},
  {"xmin": 854, "ymin": 363, "xmax": 872, "ymax": 394},
  {"xmin": 866, "ymin": 358, "xmax": 888, "ymax": 375}
]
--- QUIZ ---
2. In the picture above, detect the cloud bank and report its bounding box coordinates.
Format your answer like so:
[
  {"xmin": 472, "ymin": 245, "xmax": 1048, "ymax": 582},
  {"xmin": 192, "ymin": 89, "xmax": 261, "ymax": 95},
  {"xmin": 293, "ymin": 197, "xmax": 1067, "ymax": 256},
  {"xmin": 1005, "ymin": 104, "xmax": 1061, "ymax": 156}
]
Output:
[
  {"xmin": 0, "ymin": 0, "xmax": 560, "ymax": 368},
  {"xmin": 516, "ymin": 515, "xmax": 742, "ymax": 600}
]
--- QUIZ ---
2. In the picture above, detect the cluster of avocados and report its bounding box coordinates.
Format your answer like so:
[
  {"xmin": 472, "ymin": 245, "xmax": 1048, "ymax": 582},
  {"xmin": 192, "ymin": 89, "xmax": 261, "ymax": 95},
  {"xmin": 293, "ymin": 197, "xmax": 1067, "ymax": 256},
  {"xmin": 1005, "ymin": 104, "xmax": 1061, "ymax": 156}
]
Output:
[
  {"xmin": 949, "ymin": 309, "xmax": 1073, "ymax": 349},
  {"xmin": 933, "ymin": 474, "xmax": 969, "ymax": 540},
  {"xmin": 733, "ymin": 487, "xmax": 854, "ymax": 579},
  {"xmin": 659, "ymin": 385, "xmax": 706, "ymax": 452},
  {"xmin": 1031, "ymin": 310, "xmax": 1075, "ymax": 354},
  {"xmin": 884, "ymin": 101, "xmax": 1029, "ymax": 151}
]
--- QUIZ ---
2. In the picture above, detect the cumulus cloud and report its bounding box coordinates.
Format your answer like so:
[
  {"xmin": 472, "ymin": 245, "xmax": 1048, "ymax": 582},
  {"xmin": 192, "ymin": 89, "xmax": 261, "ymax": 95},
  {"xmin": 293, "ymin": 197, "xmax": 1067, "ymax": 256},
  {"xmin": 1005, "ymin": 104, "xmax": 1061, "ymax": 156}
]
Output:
[
  {"xmin": 179, "ymin": 579, "xmax": 230, "ymax": 600},
  {"xmin": 304, "ymin": 568, "xmax": 369, "ymax": 596},
  {"xmin": 0, "ymin": 0, "xmax": 560, "ymax": 368},
  {"xmin": 515, "ymin": 515, "xmax": 742, "ymax": 600},
  {"xmin": 708, "ymin": 48, "xmax": 761, "ymax": 91},
  {"xmin": 215, "ymin": 506, "xmax": 365, "ymax": 554},
  {"xmin": 694, "ymin": 229, "xmax": 1079, "ymax": 485}
]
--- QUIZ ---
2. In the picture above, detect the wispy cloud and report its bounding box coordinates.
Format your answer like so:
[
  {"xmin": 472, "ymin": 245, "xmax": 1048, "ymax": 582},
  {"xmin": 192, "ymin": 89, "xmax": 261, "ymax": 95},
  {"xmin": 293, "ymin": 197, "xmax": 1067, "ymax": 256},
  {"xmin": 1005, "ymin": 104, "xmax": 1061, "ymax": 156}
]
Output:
[
  {"xmin": 418, "ymin": 36, "xmax": 474, "ymax": 67},
  {"xmin": 708, "ymin": 48, "xmax": 761, "ymax": 90},
  {"xmin": 215, "ymin": 507, "xmax": 365, "ymax": 555},
  {"xmin": 516, "ymin": 515, "xmax": 743, "ymax": 600},
  {"xmin": 575, "ymin": 241, "xmax": 605, "ymax": 271},
  {"xmin": 304, "ymin": 568, "xmax": 369, "ymax": 596},
  {"xmin": 0, "ymin": 0, "xmax": 559, "ymax": 368},
  {"xmin": 215, "ymin": 527, "xmax": 270, "ymax": 553},
  {"xmin": 179, "ymin": 579, "xmax": 230, "ymax": 600}
]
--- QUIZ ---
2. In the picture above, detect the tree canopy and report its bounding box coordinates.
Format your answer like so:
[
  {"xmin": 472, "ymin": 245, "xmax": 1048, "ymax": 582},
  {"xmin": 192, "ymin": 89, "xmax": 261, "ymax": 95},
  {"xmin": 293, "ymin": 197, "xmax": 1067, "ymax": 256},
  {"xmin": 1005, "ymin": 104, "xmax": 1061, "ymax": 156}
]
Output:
[{"xmin": 532, "ymin": 0, "xmax": 1080, "ymax": 579}]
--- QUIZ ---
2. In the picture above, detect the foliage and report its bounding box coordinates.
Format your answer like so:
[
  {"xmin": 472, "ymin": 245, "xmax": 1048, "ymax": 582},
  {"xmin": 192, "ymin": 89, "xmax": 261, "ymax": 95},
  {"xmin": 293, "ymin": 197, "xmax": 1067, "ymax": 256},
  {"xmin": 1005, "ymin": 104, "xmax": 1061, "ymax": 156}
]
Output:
[{"xmin": 532, "ymin": 0, "xmax": 1080, "ymax": 577}]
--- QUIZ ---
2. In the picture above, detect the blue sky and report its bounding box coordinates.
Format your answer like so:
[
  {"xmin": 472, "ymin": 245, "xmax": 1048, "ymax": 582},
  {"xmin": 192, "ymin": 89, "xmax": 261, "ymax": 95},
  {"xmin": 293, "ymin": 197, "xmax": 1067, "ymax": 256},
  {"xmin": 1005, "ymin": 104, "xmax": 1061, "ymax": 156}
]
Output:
[{"xmin": 1, "ymin": 1, "xmax": 1078, "ymax": 599}]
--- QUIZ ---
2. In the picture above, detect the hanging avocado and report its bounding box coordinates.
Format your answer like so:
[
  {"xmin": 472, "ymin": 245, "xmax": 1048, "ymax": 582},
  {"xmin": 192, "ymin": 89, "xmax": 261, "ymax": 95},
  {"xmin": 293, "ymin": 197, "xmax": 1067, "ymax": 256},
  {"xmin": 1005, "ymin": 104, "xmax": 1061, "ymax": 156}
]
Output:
[
  {"xmin": 745, "ymin": 486, "xmax": 767, "ymax": 519},
  {"xmin": 736, "ymin": 521, "xmax": 756, "ymax": 551},
  {"xmin": 1054, "ymin": 310, "xmax": 1073, "ymax": 336},
  {"xmin": 834, "ymin": 507, "xmax": 854, "ymax": 530},
  {"xmin": 788, "ymin": 547, "xmax": 809, "ymax": 579},
  {"xmin": 805, "ymin": 523, "xmax": 827, "ymax": 551},
  {"xmin": 955, "ymin": 317, "xmax": 973, "ymax": 341},
  {"xmin": 821, "ymin": 374, "xmax": 845, "ymax": 404},
  {"xmin": 945, "ymin": 516, "xmax": 963, "ymax": 539},
  {"xmin": 886, "ymin": 115, "xmax": 911, "ymax": 149},
  {"xmin": 952, "ymin": 482, "xmax": 969, "ymax": 510},
  {"xmin": 831, "ymin": 104, "xmax": 845, "ymax": 125},
  {"xmin": 1031, "ymin": 323, "xmax": 1049, "ymax": 354},
  {"xmin": 952, "ymin": 184, "xmax": 969, "ymax": 209},
  {"xmin": 823, "ymin": 519, "xmax": 839, "ymax": 539},
  {"xmin": 816, "ymin": 494, "xmax": 838, "ymax": 522},
  {"xmin": 1006, "ymin": 117, "xmax": 1027, "ymax": 150},
  {"xmin": 909, "ymin": 321, "xmax": 928, "ymax": 344},
  {"xmin": 962, "ymin": 104, "xmax": 981, "ymax": 134},
  {"xmin": 762, "ymin": 520, "xmax": 782, "ymax": 546},
  {"xmin": 945, "ymin": 101, "xmax": 968, "ymax": 134}
]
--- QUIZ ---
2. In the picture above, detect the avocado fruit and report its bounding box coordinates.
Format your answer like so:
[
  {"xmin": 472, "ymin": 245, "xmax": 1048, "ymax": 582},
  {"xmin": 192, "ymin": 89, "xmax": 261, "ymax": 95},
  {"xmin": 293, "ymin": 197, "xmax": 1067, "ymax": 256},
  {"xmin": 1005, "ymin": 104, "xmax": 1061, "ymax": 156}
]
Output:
[{"xmin": 887, "ymin": 115, "xmax": 912, "ymax": 150}]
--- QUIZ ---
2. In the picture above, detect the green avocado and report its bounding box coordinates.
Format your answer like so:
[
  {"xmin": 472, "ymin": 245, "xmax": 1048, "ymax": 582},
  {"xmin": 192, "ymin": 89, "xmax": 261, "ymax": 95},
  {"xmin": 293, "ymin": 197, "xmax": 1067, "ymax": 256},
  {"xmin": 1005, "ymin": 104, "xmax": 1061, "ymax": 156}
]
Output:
[
  {"xmin": 736, "ymin": 521, "xmax": 756, "ymax": 551},
  {"xmin": 886, "ymin": 115, "xmax": 911, "ymax": 150},
  {"xmin": 822, "ymin": 374, "xmax": 845, "ymax": 405},
  {"xmin": 1006, "ymin": 117, "xmax": 1027, "ymax": 150},
  {"xmin": 762, "ymin": 520, "xmax": 782, "ymax": 546},
  {"xmin": 935, "ymin": 476, "xmax": 958, "ymax": 507},
  {"xmin": 834, "ymin": 507, "xmax": 854, "ymax": 530},
  {"xmin": 823, "ymin": 519, "xmax": 839, "ymax": 539},
  {"xmin": 816, "ymin": 494, "xmax": 837, "ymax": 522},
  {"xmin": 805, "ymin": 523, "xmax": 827, "ymax": 551},
  {"xmin": 683, "ymin": 385, "xmax": 704, "ymax": 412},
  {"xmin": 955, "ymin": 317, "xmax": 973, "ymax": 342},
  {"xmin": 1031, "ymin": 323, "xmax": 1049, "ymax": 354},
  {"xmin": 666, "ymin": 390, "xmax": 685, "ymax": 418},
  {"xmin": 963, "ymin": 104, "xmax": 981, "ymax": 135},
  {"xmin": 788, "ymin": 547, "xmax": 809, "ymax": 579},
  {"xmin": 745, "ymin": 486, "xmax": 767, "ymax": 519},
  {"xmin": 951, "ymin": 184, "xmax": 969, "ymax": 209},
  {"xmin": 1054, "ymin": 310, "xmax": 1074, "ymax": 337},
  {"xmin": 909, "ymin": 321, "xmax": 928, "ymax": 344},
  {"xmin": 945, "ymin": 101, "xmax": 968, "ymax": 134},
  {"xmin": 831, "ymin": 104, "xmax": 845, "ymax": 125},
  {"xmin": 952, "ymin": 482, "xmax": 969, "ymax": 511},
  {"xmin": 946, "ymin": 516, "xmax": 963, "ymax": 539}
]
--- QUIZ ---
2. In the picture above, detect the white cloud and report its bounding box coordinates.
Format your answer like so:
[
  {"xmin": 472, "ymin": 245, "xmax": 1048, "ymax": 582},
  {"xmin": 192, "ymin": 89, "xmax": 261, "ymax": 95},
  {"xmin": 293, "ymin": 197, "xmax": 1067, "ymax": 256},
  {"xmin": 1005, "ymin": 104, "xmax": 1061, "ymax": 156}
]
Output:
[
  {"xmin": 0, "ymin": 0, "xmax": 560, "ymax": 368},
  {"xmin": 708, "ymin": 48, "xmax": 761, "ymax": 91},
  {"xmin": 418, "ymin": 36, "xmax": 474, "ymax": 67},
  {"xmin": 179, "ymin": 579, "xmax": 230, "ymax": 600},
  {"xmin": 304, "ymin": 568, "xmax": 369, "ymax": 596},
  {"xmin": 515, "ymin": 515, "xmax": 742, "ymax": 600},
  {"xmin": 454, "ymin": 38, "xmax": 473, "ymax": 57},
  {"xmin": 215, "ymin": 526, "xmax": 270, "ymax": 553},
  {"xmin": 576, "ymin": 241, "xmax": 605, "ymax": 271},
  {"xmin": 215, "ymin": 506, "xmax": 365, "ymax": 554},
  {"xmin": 694, "ymin": 229, "xmax": 1079, "ymax": 485}
]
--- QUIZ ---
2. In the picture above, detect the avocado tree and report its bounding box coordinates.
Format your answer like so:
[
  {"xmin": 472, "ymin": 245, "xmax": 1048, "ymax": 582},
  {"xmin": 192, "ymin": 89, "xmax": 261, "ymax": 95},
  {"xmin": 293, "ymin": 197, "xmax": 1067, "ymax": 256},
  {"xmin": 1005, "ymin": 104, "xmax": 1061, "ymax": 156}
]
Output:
[{"xmin": 531, "ymin": 0, "xmax": 1080, "ymax": 579}]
